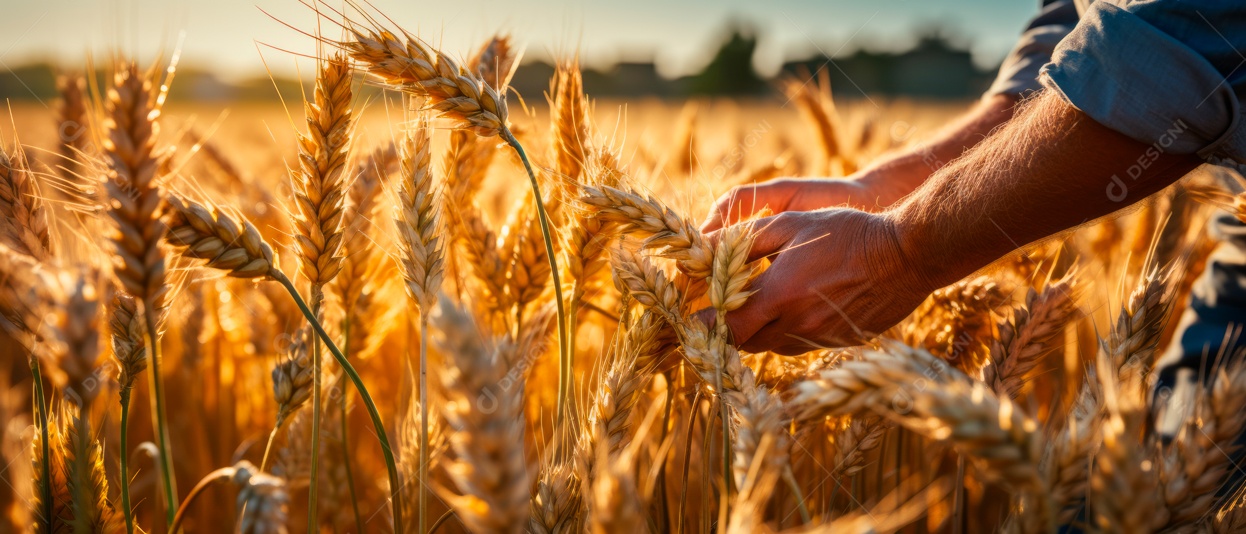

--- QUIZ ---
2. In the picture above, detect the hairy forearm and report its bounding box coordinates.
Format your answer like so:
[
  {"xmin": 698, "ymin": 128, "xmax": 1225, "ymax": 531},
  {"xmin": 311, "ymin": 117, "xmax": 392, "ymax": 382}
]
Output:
[
  {"xmin": 858, "ymin": 94, "xmax": 1020, "ymax": 206},
  {"xmin": 885, "ymin": 91, "xmax": 1202, "ymax": 291}
]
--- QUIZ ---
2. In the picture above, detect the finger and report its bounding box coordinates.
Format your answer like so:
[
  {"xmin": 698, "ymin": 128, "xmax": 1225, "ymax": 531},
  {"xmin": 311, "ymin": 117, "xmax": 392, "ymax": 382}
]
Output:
[
  {"xmin": 715, "ymin": 266, "xmax": 783, "ymax": 347},
  {"xmin": 740, "ymin": 212, "xmax": 801, "ymax": 263},
  {"xmin": 700, "ymin": 185, "xmax": 765, "ymax": 233}
]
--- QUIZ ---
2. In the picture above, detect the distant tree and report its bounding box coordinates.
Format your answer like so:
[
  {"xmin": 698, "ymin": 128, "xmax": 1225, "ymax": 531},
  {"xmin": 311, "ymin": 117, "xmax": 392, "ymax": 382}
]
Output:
[{"xmin": 687, "ymin": 24, "xmax": 767, "ymax": 96}]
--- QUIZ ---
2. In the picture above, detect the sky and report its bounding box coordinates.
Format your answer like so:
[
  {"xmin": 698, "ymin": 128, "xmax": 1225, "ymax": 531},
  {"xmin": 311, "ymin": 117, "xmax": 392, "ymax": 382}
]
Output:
[{"xmin": 0, "ymin": 0, "xmax": 1041, "ymax": 81}]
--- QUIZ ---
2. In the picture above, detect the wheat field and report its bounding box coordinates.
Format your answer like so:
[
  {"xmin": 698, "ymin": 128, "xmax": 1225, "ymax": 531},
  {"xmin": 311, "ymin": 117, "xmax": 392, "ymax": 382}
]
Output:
[{"xmin": 2, "ymin": 4, "xmax": 1246, "ymax": 534}]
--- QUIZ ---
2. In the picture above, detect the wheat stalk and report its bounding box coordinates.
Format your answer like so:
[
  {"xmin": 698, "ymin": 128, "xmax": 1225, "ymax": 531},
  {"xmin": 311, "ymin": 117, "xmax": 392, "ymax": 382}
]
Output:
[
  {"xmin": 101, "ymin": 61, "xmax": 179, "ymax": 525},
  {"xmin": 393, "ymin": 115, "xmax": 446, "ymax": 534}
]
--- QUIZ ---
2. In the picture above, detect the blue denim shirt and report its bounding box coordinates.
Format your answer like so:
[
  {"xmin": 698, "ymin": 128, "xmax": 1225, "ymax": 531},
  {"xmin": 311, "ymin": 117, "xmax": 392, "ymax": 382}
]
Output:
[{"xmin": 989, "ymin": 0, "xmax": 1246, "ymax": 165}]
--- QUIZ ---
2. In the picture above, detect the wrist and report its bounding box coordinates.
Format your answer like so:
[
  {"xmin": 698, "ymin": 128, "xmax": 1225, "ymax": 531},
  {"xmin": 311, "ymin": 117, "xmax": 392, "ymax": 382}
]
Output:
[
  {"xmin": 866, "ymin": 211, "xmax": 943, "ymax": 300},
  {"xmin": 876, "ymin": 207, "xmax": 952, "ymax": 296}
]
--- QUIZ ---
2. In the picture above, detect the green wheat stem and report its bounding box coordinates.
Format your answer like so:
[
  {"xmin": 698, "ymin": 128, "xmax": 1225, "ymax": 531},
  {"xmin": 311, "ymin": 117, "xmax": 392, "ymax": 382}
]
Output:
[
  {"xmin": 29, "ymin": 356, "xmax": 53, "ymax": 532},
  {"xmin": 419, "ymin": 313, "xmax": 430, "ymax": 534},
  {"xmin": 274, "ymin": 272, "xmax": 404, "ymax": 534},
  {"xmin": 307, "ymin": 287, "xmax": 323, "ymax": 534},
  {"xmin": 143, "ymin": 304, "xmax": 178, "ymax": 526},
  {"xmin": 340, "ymin": 318, "xmax": 366, "ymax": 534},
  {"xmin": 119, "ymin": 386, "xmax": 135, "ymax": 534},
  {"xmin": 499, "ymin": 129, "xmax": 571, "ymax": 435}
]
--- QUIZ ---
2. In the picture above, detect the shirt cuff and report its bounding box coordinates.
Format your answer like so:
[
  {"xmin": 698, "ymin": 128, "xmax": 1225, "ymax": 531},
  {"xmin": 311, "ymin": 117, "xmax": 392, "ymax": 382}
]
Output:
[
  {"xmin": 985, "ymin": 0, "xmax": 1078, "ymax": 99},
  {"xmin": 1039, "ymin": 2, "xmax": 1242, "ymax": 160}
]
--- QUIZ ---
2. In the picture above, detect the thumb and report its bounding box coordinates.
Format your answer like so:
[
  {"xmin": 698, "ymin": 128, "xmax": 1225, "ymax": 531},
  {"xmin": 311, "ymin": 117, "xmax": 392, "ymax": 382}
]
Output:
[{"xmin": 740, "ymin": 212, "xmax": 801, "ymax": 263}]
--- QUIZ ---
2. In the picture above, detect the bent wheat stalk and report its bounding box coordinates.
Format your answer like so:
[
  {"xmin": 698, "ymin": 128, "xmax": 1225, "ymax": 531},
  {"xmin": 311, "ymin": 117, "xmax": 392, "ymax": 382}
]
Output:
[
  {"xmin": 163, "ymin": 193, "xmax": 403, "ymax": 531},
  {"xmin": 340, "ymin": 13, "xmax": 573, "ymax": 433}
]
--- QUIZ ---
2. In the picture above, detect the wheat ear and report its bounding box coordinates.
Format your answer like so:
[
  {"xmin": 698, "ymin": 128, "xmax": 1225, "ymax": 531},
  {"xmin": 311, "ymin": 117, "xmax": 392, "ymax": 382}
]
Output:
[
  {"xmin": 163, "ymin": 192, "xmax": 404, "ymax": 531},
  {"xmin": 432, "ymin": 297, "xmax": 530, "ymax": 534},
  {"xmin": 1159, "ymin": 360, "xmax": 1246, "ymax": 528},
  {"xmin": 55, "ymin": 72, "xmax": 92, "ymax": 186},
  {"xmin": 583, "ymin": 184, "xmax": 714, "ymax": 279},
  {"xmin": 288, "ymin": 54, "xmax": 355, "ymax": 530},
  {"xmin": 171, "ymin": 461, "xmax": 290, "ymax": 534},
  {"xmin": 983, "ymin": 273, "xmax": 1081, "ymax": 399},
  {"xmin": 0, "ymin": 141, "xmax": 51, "ymax": 260}
]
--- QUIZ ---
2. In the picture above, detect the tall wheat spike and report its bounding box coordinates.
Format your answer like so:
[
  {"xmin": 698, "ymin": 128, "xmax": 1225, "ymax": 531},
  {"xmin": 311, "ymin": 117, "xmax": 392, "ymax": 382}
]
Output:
[
  {"xmin": 102, "ymin": 61, "xmax": 178, "ymax": 525},
  {"xmin": 289, "ymin": 53, "xmax": 354, "ymax": 528},
  {"xmin": 393, "ymin": 115, "xmax": 446, "ymax": 534}
]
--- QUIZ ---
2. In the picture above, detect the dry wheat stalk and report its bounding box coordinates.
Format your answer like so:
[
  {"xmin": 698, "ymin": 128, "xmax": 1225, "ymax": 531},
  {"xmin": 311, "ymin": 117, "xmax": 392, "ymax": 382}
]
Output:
[
  {"xmin": 394, "ymin": 117, "xmax": 445, "ymax": 311},
  {"xmin": 585, "ymin": 184, "xmax": 714, "ymax": 279},
  {"xmin": 432, "ymin": 297, "xmax": 529, "ymax": 534},
  {"xmin": 983, "ymin": 274, "xmax": 1081, "ymax": 399},
  {"xmin": 0, "ymin": 141, "xmax": 51, "ymax": 260}
]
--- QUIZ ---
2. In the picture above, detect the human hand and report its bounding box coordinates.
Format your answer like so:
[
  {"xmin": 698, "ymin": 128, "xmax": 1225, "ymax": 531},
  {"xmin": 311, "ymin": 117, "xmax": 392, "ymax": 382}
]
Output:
[
  {"xmin": 700, "ymin": 177, "xmax": 880, "ymax": 233},
  {"xmin": 698, "ymin": 208, "xmax": 934, "ymax": 355}
]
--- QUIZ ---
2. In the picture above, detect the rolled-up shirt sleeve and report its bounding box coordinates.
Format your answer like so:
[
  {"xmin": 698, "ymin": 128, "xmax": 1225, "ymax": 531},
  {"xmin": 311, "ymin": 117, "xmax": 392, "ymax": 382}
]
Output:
[
  {"xmin": 986, "ymin": 0, "xmax": 1079, "ymax": 98},
  {"xmin": 1039, "ymin": 0, "xmax": 1246, "ymax": 162}
]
